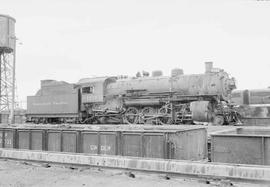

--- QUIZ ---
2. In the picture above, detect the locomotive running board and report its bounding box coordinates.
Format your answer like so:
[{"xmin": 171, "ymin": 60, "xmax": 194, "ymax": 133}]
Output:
[{"xmin": 0, "ymin": 149, "xmax": 270, "ymax": 183}]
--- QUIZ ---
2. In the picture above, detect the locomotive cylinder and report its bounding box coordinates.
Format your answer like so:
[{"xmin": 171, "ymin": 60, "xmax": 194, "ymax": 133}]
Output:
[{"xmin": 190, "ymin": 101, "xmax": 214, "ymax": 122}]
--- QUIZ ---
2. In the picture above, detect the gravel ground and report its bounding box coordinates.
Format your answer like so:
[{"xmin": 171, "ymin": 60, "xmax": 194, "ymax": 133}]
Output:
[{"xmin": 0, "ymin": 159, "xmax": 269, "ymax": 187}]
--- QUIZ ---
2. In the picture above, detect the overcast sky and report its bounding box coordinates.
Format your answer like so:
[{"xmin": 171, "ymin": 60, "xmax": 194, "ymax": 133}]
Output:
[{"xmin": 1, "ymin": 0, "xmax": 270, "ymax": 106}]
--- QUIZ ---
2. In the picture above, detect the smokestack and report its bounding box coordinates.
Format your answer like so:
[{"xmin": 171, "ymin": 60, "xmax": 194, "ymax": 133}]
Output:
[{"xmin": 205, "ymin": 62, "xmax": 213, "ymax": 73}]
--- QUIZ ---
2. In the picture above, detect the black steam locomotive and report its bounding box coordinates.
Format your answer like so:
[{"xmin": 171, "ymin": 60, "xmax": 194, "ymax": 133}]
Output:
[{"xmin": 26, "ymin": 62, "xmax": 238, "ymax": 125}]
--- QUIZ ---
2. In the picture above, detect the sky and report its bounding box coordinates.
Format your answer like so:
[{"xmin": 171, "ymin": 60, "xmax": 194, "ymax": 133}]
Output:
[{"xmin": 1, "ymin": 0, "xmax": 270, "ymax": 107}]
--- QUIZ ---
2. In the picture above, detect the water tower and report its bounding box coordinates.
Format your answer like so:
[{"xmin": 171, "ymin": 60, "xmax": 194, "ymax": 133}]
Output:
[{"xmin": 0, "ymin": 14, "xmax": 16, "ymax": 123}]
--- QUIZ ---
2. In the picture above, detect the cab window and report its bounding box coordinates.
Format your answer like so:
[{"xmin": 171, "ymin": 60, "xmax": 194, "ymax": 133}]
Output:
[{"xmin": 82, "ymin": 86, "xmax": 94, "ymax": 94}]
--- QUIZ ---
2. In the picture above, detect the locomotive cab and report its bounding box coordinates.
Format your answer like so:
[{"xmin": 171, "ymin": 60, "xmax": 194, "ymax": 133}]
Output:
[{"xmin": 76, "ymin": 77, "xmax": 117, "ymax": 123}]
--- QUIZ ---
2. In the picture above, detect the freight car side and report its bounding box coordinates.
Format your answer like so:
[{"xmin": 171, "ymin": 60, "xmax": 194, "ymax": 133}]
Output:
[
  {"xmin": 26, "ymin": 93, "xmax": 79, "ymax": 123},
  {"xmin": 231, "ymin": 89, "xmax": 270, "ymax": 106}
]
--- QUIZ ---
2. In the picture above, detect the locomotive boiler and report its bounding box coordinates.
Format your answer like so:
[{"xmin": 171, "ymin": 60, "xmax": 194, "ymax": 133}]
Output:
[{"xmin": 26, "ymin": 62, "xmax": 237, "ymax": 125}]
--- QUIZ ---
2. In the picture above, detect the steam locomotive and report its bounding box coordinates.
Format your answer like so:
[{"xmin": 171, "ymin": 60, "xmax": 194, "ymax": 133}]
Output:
[{"xmin": 26, "ymin": 62, "xmax": 238, "ymax": 125}]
